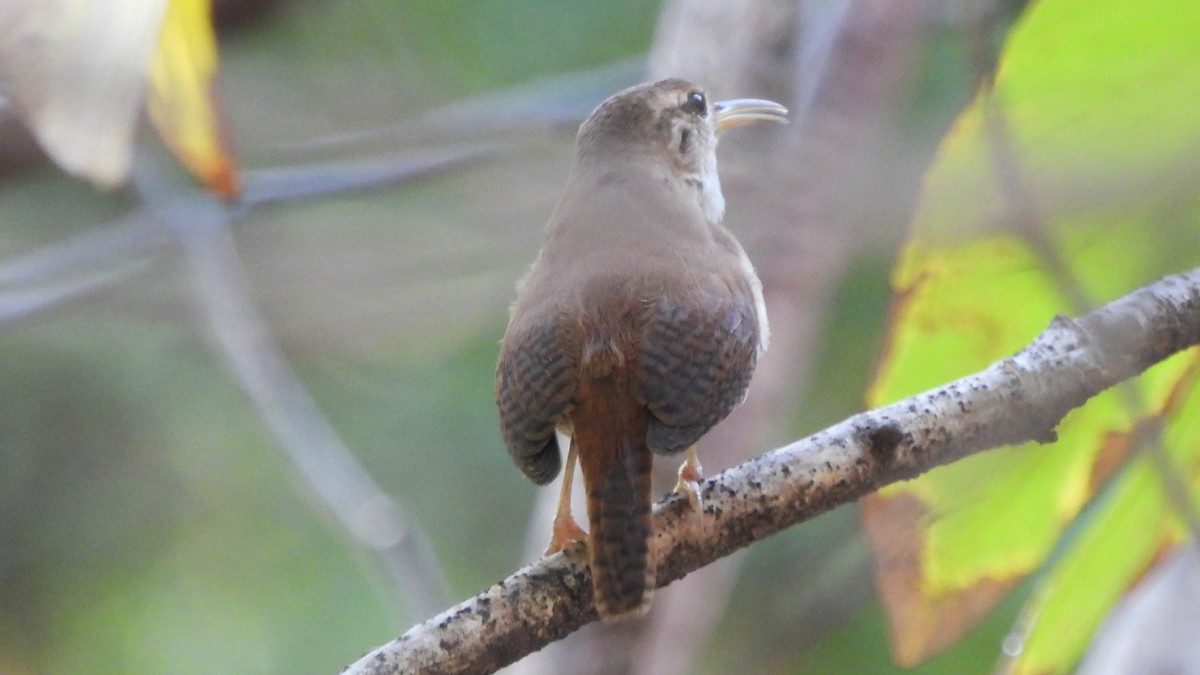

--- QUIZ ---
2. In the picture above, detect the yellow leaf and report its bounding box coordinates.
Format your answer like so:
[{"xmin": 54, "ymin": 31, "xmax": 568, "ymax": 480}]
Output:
[
  {"xmin": 146, "ymin": 0, "xmax": 240, "ymax": 196},
  {"xmin": 865, "ymin": 0, "xmax": 1200, "ymax": 667},
  {"xmin": 862, "ymin": 492, "xmax": 1017, "ymax": 666},
  {"xmin": 1013, "ymin": 353, "xmax": 1200, "ymax": 674}
]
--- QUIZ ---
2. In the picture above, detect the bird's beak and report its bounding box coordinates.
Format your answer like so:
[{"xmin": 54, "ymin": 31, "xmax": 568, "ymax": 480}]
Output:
[{"xmin": 713, "ymin": 99, "xmax": 789, "ymax": 133}]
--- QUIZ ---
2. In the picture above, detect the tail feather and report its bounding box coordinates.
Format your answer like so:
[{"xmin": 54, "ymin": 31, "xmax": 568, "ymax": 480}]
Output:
[
  {"xmin": 571, "ymin": 330, "xmax": 657, "ymax": 621},
  {"xmin": 587, "ymin": 438, "xmax": 653, "ymax": 619}
]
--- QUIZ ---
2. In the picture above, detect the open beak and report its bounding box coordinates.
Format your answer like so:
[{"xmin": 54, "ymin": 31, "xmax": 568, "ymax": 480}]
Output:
[{"xmin": 714, "ymin": 98, "xmax": 789, "ymax": 133}]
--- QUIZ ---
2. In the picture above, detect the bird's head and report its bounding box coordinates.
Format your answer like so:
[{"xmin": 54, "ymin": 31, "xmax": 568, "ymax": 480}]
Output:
[{"xmin": 575, "ymin": 79, "xmax": 788, "ymax": 223}]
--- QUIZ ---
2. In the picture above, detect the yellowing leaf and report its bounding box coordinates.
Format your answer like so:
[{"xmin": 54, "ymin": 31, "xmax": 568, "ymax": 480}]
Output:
[
  {"xmin": 0, "ymin": 0, "xmax": 168, "ymax": 187},
  {"xmin": 0, "ymin": 0, "xmax": 238, "ymax": 194},
  {"xmin": 1014, "ymin": 353, "xmax": 1200, "ymax": 674},
  {"xmin": 147, "ymin": 0, "xmax": 240, "ymax": 197},
  {"xmin": 866, "ymin": 0, "xmax": 1200, "ymax": 668},
  {"xmin": 862, "ymin": 492, "xmax": 1016, "ymax": 666}
]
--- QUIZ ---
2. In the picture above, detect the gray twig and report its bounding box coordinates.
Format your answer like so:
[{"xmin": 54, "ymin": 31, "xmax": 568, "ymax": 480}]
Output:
[{"xmin": 132, "ymin": 158, "xmax": 452, "ymax": 618}]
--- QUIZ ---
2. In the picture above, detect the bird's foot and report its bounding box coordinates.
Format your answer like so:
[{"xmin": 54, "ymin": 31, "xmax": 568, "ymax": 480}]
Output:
[
  {"xmin": 544, "ymin": 511, "xmax": 589, "ymax": 556},
  {"xmin": 673, "ymin": 448, "xmax": 706, "ymax": 535}
]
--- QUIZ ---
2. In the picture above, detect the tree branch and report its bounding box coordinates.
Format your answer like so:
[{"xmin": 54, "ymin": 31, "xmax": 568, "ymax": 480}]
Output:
[{"xmin": 343, "ymin": 266, "xmax": 1200, "ymax": 675}]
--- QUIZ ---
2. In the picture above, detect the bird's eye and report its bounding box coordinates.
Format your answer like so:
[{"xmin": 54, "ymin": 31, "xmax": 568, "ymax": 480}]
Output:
[{"xmin": 682, "ymin": 90, "xmax": 706, "ymax": 117}]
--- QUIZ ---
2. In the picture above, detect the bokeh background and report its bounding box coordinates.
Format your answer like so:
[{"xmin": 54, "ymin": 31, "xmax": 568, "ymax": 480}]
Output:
[{"xmin": 0, "ymin": 1, "xmax": 1034, "ymax": 673}]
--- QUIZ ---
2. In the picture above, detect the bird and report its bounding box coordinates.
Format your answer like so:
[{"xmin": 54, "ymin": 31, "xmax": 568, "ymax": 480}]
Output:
[{"xmin": 495, "ymin": 78, "xmax": 787, "ymax": 620}]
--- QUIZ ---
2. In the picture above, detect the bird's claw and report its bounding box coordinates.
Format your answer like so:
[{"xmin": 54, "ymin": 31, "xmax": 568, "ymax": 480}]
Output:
[
  {"xmin": 545, "ymin": 512, "xmax": 589, "ymax": 556},
  {"xmin": 673, "ymin": 448, "xmax": 706, "ymax": 535}
]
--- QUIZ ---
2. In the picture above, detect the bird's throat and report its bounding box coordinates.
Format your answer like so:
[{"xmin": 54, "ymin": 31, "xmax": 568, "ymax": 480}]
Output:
[{"xmin": 680, "ymin": 171, "xmax": 725, "ymax": 225}]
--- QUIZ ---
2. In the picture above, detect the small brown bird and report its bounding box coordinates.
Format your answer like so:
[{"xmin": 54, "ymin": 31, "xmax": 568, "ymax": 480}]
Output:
[{"xmin": 495, "ymin": 78, "xmax": 787, "ymax": 620}]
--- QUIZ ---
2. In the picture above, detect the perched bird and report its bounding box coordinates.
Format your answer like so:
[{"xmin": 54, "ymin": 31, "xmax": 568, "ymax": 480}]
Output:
[{"xmin": 495, "ymin": 78, "xmax": 787, "ymax": 620}]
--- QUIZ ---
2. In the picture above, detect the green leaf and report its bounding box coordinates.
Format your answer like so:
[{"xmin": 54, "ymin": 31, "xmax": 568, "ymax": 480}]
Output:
[
  {"xmin": 865, "ymin": 0, "xmax": 1200, "ymax": 667},
  {"xmin": 1015, "ymin": 355, "xmax": 1200, "ymax": 674}
]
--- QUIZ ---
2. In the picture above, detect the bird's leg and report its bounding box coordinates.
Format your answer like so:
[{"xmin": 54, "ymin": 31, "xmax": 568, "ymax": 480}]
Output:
[
  {"xmin": 545, "ymin": 437, "xmax": 589, "ymax": 555},
  {"xmin": 673, "ymin": 446, "xmax": 705, "ymax": 532}
]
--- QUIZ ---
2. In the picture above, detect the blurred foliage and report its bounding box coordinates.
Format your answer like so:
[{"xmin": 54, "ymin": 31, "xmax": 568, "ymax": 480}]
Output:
[
  {"xmin": 868, "ymin": 0, "xmax": 1200, "ymax": 671},
  {"xmin": 393, "ymin": 0, "xmax": 660, "ymax": 93}
]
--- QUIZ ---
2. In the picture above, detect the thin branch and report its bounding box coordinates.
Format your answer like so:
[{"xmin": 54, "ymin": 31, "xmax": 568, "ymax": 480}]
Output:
[
  {"xmin": 275, "ymin": 59, "xmax": 643, "ymax": 155},
  {"xmin": 0, "ymin": 147, "xmax": 492, "ymax": 329},
  {"xmin": 131, "ymin": 157, "xmax": 453, "ymax": 618},
  {"xmin": 344, "ymin": 266, "xmax": 1200, "ymax": 675},
  {"xmin": 0, "ymin": 214, "xmax": 166, "ymax": 325},
  {"xmin": 239, "ymin": 146, "xmax": 494, "ymax": 208}
]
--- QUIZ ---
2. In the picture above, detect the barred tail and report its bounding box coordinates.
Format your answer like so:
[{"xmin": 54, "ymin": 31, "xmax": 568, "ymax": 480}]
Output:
[{"xmin": 585, "ymin": 433, "xmax": 654, "ymax": 620}]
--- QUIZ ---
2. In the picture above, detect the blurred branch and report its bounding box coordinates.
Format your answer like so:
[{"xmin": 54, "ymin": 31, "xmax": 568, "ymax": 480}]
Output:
[
  {"xmin": 0, "ymin": 147, "xmax": 491, "ymax": 328},
  {"xmin": 240, "ymin": 146, "xmax": 492, "ymax": 207},
  {"xmin": 131, "ymin": 154, "xmax": 455, "ymax": 618},
  {"xmin": 276, "ymin": 59, "xmax": 643, "ymax": 155},
  {"xmin": 0, "ymin": 214, "xmax": 164, "ymax": 324},
  {"xmin": 790, "ymin": 0, "xmax": 854, "ymax": 128},
  {"xmin": 344, "ymin": 266, "xmax": 1200, "ymax": 675},
  {"xmin": 0, "ymin": 150, "xmax": 496, "ymax": 609}
]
